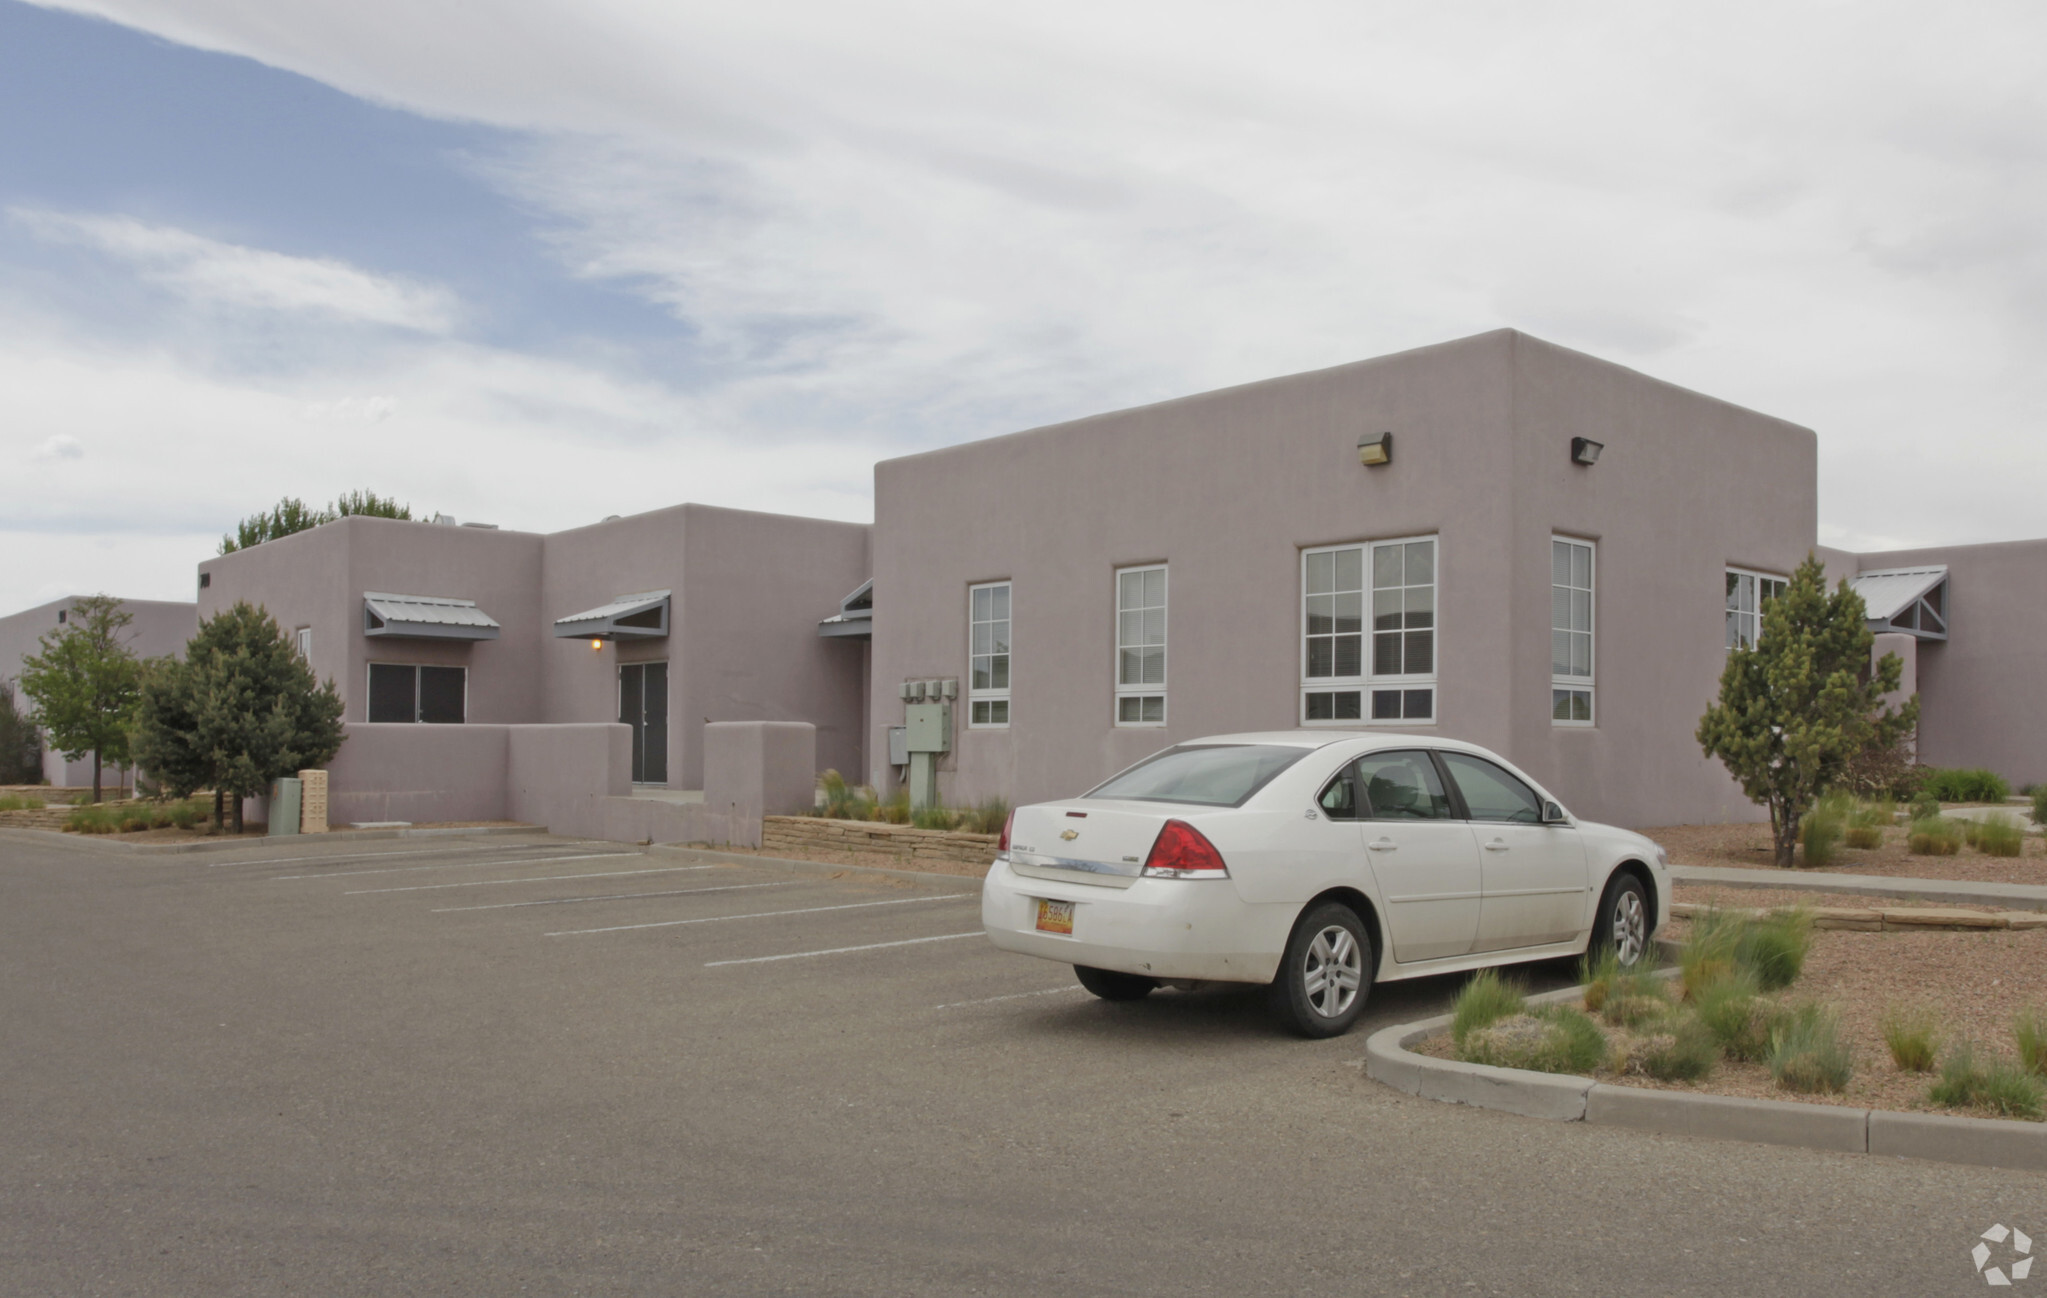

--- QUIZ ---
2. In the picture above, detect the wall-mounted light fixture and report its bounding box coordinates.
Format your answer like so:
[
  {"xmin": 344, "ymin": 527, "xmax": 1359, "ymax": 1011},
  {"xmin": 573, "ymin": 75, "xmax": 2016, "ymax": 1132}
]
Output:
[
  {"xmin": 590, "ymin": 638, "xmax": 603, "ymax": 650},
  {"xmin": 1358, "ymin": 431, "xmax": 1393, "ymax": 467},
  {"xmin": 1570, "ymin": 437, "xmax": 1604, "ymax": 466}
]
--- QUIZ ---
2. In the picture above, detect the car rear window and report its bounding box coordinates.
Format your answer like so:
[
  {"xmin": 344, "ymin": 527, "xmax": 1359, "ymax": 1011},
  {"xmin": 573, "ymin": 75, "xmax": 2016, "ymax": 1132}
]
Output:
[{"xmin": 1085, "ymin": 744, "xmax": 1310, "ymax": 808}]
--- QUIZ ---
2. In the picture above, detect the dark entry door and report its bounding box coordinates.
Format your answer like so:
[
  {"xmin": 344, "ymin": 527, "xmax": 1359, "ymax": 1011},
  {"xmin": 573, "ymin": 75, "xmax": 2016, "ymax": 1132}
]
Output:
[{"xmin": 618, "ymin": 662, "xmax": 668, "ymax": 784}]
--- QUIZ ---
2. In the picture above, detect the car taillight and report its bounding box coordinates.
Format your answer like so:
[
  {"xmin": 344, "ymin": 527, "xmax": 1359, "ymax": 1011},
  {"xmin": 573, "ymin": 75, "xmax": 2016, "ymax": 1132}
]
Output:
[
  {"xmin": 1141, "ymin": 819, "xmax": 1229, "ymax": 878},
  {"xmin": 997, "ymin": 809, "xmax": 1015, "ymax": 855}
]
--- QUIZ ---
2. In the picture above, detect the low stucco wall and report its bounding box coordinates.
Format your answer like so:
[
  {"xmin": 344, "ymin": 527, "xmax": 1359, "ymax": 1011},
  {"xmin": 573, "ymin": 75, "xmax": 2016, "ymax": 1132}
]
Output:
[{"xmin": 326, "ymin": 723, "xmax": 513, "ymax": 824}]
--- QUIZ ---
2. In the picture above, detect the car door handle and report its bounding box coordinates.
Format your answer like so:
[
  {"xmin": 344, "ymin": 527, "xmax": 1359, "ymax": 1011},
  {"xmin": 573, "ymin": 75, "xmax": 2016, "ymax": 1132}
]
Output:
[
  {"xmin": 1483, "ymin": 839, "xmax": 1510, "ymax": 852},
  {"xmin": 1368, "ymin": 839, "xmax": 1397, "ymax": 852}
]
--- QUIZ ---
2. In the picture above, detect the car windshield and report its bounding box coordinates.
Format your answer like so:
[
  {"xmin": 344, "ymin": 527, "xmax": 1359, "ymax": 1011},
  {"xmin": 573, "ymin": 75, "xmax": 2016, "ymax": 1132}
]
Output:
[{"xmin": 1085, "ymin": 744, "xmax": 1310, "ymax": 808}]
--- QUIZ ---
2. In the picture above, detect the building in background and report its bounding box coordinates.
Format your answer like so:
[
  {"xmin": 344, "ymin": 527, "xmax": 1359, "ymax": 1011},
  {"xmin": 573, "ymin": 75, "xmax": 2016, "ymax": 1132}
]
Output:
[{"xmin": 0, "ymin": 596, "xmax": 197, "ymax": 789}]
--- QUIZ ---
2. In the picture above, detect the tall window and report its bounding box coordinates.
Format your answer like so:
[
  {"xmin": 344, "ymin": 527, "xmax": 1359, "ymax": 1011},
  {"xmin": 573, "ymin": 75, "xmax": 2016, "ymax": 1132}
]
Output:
[
  {"xmin": 1725, "ymin": 568, "xmax": 1788, "ymax": 650},
  {"xmin": 968, "ymin": 581, "xmax": 1011, "ymax": 727},
  {"xmin": 1302, "ymin": 536, "xmax": 1436, "ymax": 724},
  {"xmin": 295, "ymin": 627, "xmax": 313, "ymax": 660},
  {"xmin": 1111, "ymin": 566, "xmax": 1168, "ymax": 725},
  {"xmin": 366, "ymin": 664, "xmax": 466, "ymax": 724},
  {"xmin": 1552, "ymin": 538, "xmax": 1594, "ymax": 725}
]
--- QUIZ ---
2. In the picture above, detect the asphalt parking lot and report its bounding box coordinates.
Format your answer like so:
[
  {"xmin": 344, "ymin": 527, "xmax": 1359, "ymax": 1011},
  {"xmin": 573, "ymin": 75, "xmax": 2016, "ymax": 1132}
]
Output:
[{"xmin": 1, "ymin": 828, "xmax": 2037, "ymax": 1296}]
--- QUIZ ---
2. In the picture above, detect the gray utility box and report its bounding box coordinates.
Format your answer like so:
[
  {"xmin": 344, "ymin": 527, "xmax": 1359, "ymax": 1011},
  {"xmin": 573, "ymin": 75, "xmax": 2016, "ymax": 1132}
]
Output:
[
  {"xmin": 269, "ymin": 777, "xmax": 302, "ymax": 837},
  {"xmin": 904, "ymin": 702, "xmax": 952, "ymax": 753},
  {"xmin": 887, "ymin": 726, "xmax": 909, "ymax": 767}
]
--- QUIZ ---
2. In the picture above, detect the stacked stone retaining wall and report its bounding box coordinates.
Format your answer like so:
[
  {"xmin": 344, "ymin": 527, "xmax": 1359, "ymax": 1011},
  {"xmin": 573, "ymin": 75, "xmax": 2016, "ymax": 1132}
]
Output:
[{"xmin": 761, "ymin": 816, "xmax": 998, "ymax": 869}]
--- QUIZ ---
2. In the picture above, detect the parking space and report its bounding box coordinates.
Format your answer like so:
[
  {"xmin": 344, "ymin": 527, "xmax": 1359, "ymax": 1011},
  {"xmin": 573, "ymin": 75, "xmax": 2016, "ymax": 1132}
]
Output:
[{"xmin": 2, "ymin": 827, "xmax": 2034, "ymax": 1296}]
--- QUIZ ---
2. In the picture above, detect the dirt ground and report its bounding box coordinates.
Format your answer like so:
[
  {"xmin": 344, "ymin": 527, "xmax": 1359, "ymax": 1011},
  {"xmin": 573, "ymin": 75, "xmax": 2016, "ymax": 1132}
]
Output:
[{"xmin": 1647, "ymin": 818, "xmax": 2047, "ymax": 885}]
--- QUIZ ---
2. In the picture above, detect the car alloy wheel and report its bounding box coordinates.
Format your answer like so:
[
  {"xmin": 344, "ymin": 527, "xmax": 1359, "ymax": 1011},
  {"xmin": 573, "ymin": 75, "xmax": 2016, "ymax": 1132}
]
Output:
[
  {"xmin": 1611, "ymin": 888, "xmax": 1647, "ymax": 967},
  {"xmin": 1304, "ymin": 925, "xmax": 1364, "ymax": 1019},
  {"xmin": 1271, "ymin": 901, "xmax": 1374, "ymax": 1038}
]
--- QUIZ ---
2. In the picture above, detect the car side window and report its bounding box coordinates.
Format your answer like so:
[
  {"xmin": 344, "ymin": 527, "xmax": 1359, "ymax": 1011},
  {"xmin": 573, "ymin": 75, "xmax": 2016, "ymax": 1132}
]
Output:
[
  {"xmin": 1438, "ymin": 751, "xmax": 1542, "ymax": 824},
  {"xmin": 1318, "ymin": 765, "xmax": 1361, "ymax": 820},
  {"xmin": 1354, "ymin": 751, "xmax": 1453, "ymax": 820}
]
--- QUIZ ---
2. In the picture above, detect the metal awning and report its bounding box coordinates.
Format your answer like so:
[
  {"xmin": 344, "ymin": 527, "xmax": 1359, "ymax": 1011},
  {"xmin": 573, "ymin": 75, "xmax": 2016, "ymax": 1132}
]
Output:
[
  {"xmin": 818, "ymin": 579, "xmax": 872, "ymax": 640},
  {"xmin": 554, "ymin": 590, "xmax": 671, "ymax": 640},
  {"xmin": 1850, "ymin": 566, "xmax": 1948, "ymax": 641},
  {"xmin": 362, "ymin": 592, "xmax": 501, "ymax": 641}
]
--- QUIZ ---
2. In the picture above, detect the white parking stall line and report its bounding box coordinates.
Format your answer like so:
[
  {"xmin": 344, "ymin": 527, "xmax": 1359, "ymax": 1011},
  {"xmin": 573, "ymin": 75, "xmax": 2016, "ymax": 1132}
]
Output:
[
  {"xmin": 545, "ymin": 893, "xmax": 974, "ymax": 937},
  {"xmin": 705, "ymin": 931, "xmax": 984, "ymax": 967},
  {"xmin": 431, "ymin": 881, "xmax": 806, "ymax": 913},
  {"xmin": 273, "ymin": 852, "xmax": 639, "ymax": 881},
  {"xmin": 935, "ymin": 985, "xmax": 1085, "ymax": 1010},
  {"xmin": 208, "ymin": 844, "xmax": 514, "ymax": 868},
  {"xmin": 345, "ymin": 864, "xmax": 706, "ymax": 895}
]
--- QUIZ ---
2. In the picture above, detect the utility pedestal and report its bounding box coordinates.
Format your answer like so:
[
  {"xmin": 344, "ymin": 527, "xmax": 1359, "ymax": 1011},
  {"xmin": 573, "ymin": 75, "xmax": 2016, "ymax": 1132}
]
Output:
[{"xmin": 903, "ymin": 701, "xmax": 951, "ymax": 810}]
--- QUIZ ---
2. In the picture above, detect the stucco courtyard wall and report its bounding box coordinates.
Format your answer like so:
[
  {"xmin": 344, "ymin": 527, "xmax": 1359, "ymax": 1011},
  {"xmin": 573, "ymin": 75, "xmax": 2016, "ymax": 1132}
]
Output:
[{"xmin": 871, "ymin": 329, "xmax": 1814, "ymax": 827}]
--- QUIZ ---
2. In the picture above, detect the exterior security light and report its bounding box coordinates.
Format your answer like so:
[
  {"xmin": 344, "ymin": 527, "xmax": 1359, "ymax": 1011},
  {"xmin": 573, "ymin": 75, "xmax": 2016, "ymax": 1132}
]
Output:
[
  {"xmin": 590, "ymin": 638, "xmax": 603, "ymax": 650},
  {"xmin": 1571, "ymin": 437, "xmax": 1604, "ymax": 466},
  {"xmin": 1357, "ymin": 432, "xmax": 1392, "ymax": 467}
]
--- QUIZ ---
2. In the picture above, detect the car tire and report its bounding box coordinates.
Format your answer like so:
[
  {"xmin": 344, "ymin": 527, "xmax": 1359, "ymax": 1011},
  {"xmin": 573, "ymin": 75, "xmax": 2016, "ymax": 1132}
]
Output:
[
  {"xmin": 1074, "ymin": 965, "xmax": 1157, "ymax": 1001},
  {"xmin": 1588, "ymin": 872, "xmax": 1652, "ymax": 968},
  {"xmin": 1269, "ymin": 902, "xmax": 1374, "ymax": 1039}
]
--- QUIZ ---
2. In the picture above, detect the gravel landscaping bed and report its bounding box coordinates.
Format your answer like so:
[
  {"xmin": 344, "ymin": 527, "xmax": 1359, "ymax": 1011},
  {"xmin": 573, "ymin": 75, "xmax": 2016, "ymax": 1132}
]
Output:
[
  {"xmin": 1419, "ymin": 923, "xmax": 2047, "ymax": 1122},
  {"xmin": 1671, "ymin": 884, "xmax": 2010, "ymax": 914},
  {"xmin": 1647, "ymin": 819, "xmax": 2047, "ymax": 885}
]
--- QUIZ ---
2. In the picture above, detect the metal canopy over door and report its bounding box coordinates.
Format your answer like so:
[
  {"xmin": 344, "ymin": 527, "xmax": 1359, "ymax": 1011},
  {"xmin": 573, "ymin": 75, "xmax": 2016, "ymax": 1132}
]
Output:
[{"xmin": 618, "ymin": 662, "xmax": 668, "ymax": 784}]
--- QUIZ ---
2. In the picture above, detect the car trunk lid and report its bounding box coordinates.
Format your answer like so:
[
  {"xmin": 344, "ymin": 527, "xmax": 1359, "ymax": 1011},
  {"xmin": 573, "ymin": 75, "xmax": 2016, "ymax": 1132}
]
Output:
[{"xmin": 1006, "ymin": 801, "xmax": 1172, "ymax": 890}]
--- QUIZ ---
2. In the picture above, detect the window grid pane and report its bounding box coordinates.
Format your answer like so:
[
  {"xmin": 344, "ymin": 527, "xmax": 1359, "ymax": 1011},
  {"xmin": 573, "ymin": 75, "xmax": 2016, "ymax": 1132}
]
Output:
[
  {"xmin": 969, "ymin": 582, "xmax": 1011, "ymax": 727},
  {"xmin": 1114, "ymin": 566, "xmax": 1167, "ymax": 725},
  {"xmin": 1304, "ymin": 537, "xmax": 1436, "ymax": 725},
  {"xmin": 1552, "ymin": 539, "xmax": 1594, "ymax": 726}
]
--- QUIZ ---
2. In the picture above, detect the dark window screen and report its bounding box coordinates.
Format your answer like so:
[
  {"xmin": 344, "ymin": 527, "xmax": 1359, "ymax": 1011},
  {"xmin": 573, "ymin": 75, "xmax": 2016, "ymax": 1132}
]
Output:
[
  {"xmin": 419, "ymin": 667, "xmax": 466, "ymax": 724},
  {"xmin": 368, "ymin": 664, "xmax": 416, "ymax": 723},
  {"xmin": 640, "ymin": 662, "xmax": 668, "ymax": 784}
]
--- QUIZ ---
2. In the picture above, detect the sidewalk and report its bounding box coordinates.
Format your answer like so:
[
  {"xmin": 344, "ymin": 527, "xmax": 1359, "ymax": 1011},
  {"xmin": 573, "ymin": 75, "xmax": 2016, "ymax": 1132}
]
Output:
[{"xmin": 1670, "ymin": 863, "xmax": 2047, "ymax": 911}]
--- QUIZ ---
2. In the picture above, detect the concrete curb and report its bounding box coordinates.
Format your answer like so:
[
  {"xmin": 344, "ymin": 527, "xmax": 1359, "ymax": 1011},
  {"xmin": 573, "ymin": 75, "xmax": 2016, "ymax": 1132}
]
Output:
[
  {"xmin": 1670, "ymin": 864, "xmax": 2047, "ymax": 911},
  {"xmin": 1362, "ymin": 983, "xmax": 2047, "ymax": 1172},
  {"xmin": 0, "ymin": 823, "xmax": 546, "ymax": 856},
  {"xmin": 1669, "ymin": 900, "xmax": 2047, "ymax": 932},
  {"xmin": 650, "ymin": 844, "xmax": 987, "ymax": 893}
]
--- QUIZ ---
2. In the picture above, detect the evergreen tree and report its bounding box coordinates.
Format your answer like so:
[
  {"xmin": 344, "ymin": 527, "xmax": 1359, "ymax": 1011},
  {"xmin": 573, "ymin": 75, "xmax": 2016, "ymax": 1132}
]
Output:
[
  {"xmin": 131, "ymin": 657, "xmax": 208, "ymax": 802},
  {"xmin": 18, "ymin": 596, "xmax": 144, "ymax": 802},
  {"xmin": 1697, "ymin": 555, "xmax": 1918, "ymax": 866},
  {"xmin": 142, "ymin": 602, "xmax": 346, "ymax": 832}
]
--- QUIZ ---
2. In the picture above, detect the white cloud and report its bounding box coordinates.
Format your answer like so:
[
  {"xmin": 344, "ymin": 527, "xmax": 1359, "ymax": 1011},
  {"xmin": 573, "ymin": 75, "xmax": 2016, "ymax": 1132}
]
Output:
[
  {"xmin": 11, "ymin": 208, "xmax": 459, "ymax": 332},
  {"xmin": 16, "ymin": 0, "xmax": 2047, "ymax": 565},
  {"xmin": 33, "ymin": 434, "xmax": 84, "ymax": 461}
]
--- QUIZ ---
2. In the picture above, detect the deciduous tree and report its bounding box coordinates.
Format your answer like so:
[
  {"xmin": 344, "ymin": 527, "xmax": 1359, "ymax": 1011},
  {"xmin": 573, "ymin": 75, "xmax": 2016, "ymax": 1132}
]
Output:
[
  {"xmin": 1697, "ymin": 555, "xmax": 1918, "ymax": 866},
  {"xmin": 219, "ymin": 491, "xmax": 415, "ymax": 554},
  {"xmin": 18, "ymin": 596, "xmax": 144, "ymax": 802}
]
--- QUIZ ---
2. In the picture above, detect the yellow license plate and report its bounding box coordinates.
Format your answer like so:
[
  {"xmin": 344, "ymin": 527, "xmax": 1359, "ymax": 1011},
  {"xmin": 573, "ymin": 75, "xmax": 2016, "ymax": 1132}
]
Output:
[{"xmin": 1035, "ymin": 898, "xmax": 1075, "ymax": 935}]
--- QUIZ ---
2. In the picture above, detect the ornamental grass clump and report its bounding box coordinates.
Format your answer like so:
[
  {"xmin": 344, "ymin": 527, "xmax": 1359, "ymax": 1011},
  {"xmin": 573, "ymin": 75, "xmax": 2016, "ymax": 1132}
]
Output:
[
  {"xmin": 1844, "ymin": 798, "xmax": 1891, "ymax": 850},
  {"xmin": 1974, "ymin": 812, "xmax": 2025, "ymax": 858},
  {"xmin": 63, "ymin": 804, "xmax": 117, "ymax": 834},
  {"xmin": 1907, "ymin": 815, "xmax": 1965, "ymax": 856},
  {"xmin": 1678, "ymin": 908, "xmax": 1745, "ymax": 1000},
  {"xmin": 1920, "ymin": 767, "xmax": 2012, "ymax": 804},
  {"xmin": 1619, "ymin": 1014, "xmax": 1720, "ymax": 1083},
  {"xmin": 1694, "ymin": 970, "xmax": 1778, "ymax": 1062},
  {"xmin": 1451, "ymin": 968, "xmax": 1526, "ymax": 1046},
  {"xmin": 1880, "ymin": 1004, "xmax": 1942, "ymax": 1073},
  {"xmin": 0, "ymin": 793, "xmax": 43, "ymax": 812},
  {"xmin": 2016, "ymin": 1008, "xmax": 2047, "ymax": 1077},
  {"xmin": 2034, "ymin": 786, "xmax": 2047, "ymax": 828},
  {"xmin": 1930, "ymin": 1042, "xmax": 2046, "ymax": 1120},
  {"xmin": 1458, "ymin": 1005, "xmax": 1608, "ymax": 1076},
  {"xmin": 1800, "ymin": 792, "xmax": 1853, "ymax": 866},
  {"xmin": 1767, "ymin": 1002, "xmax": 1854, "ymax": 1094}
]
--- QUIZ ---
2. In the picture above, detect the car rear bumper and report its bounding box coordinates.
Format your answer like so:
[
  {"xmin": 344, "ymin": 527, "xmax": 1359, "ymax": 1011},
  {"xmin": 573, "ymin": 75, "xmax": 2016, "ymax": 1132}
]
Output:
[{"xmin": 980, "ymin": 858, "xmax": 1291, "ymax": 984}]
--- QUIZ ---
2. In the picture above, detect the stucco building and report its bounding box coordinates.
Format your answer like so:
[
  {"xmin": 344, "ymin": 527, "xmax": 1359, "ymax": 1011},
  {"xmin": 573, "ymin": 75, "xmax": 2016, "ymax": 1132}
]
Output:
[{"xmin": 0, "ymin": 595, "xmax": 198, "ymax": 788}]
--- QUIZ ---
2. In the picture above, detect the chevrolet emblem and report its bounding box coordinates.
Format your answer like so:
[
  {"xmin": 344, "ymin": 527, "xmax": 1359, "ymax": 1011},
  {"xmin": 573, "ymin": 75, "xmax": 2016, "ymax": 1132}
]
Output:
[{"xmin": 1059, "ymin": 829, "xmax": 1079, "ymax": 841}]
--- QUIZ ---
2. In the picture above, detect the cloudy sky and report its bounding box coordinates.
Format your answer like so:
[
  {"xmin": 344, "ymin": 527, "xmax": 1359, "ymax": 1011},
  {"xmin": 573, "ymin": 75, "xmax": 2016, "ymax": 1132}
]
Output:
[{"xmin": 3, "ymin": 0, "xmax": 2044, "ymax": 613}]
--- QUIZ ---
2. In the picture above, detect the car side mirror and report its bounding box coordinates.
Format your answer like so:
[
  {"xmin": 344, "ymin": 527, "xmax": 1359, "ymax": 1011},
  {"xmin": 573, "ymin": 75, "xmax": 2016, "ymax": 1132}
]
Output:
[{"xmin": 1540, "ymin": 800, "xmax": 1568, "ymax": 825}]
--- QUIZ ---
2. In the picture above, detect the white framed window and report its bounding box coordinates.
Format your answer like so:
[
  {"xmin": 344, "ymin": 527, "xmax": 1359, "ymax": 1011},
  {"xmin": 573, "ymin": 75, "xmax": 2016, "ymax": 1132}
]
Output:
[
  {"xmin": 968, "ymin": 581, "xmax": 1011, "ymax": 728},
  {"xmin": 1552, "ymin": 537, "xmax": 1594, "ymax": 726},
  {"xmin": 296, "ymin": 626, "xmax": 313, "ymax": 661},
  {"xmin": 1114, "ymin": 565, "xmax": 1167, "ymax": 726},
  {"xmin": 1302, "ymin": 535, "xmax": 1436, "ymax": 725},
  {"xmin": 1725, "ymin": 567, "xmax": 1788, "ymax": 650}
]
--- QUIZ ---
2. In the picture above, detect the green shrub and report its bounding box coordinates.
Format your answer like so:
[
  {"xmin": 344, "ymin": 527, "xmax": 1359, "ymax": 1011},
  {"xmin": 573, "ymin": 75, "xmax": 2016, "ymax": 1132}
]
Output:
[
  {"xmin": 166, "ymin": 801, "xmax": 205, "ymax": 830},
  {"xmin": 1843, "ymin": 800, "xmax": 1888, "ymax": 849},
  {"xmin": 116, "ymin": 806, "xmax": 152, "ymax": 832},
  {"xmin": 2033, "ymin": 786, "xmax": 2047, "ymax": 827},
  {"xmin": 1456, "ymin": 1004, "xmax": 1607, "ymax": 1075},
  {"xmin": 1738, "ymin": 908, "xmax": 1813, "ymax": 991},
  {"xmin": 2017, "ymin": 1008, "xmax": 2047, "ymax": 1077},
  {"xmin": 1919, "ymin": 767, "xmax": 2012, "ymax": 803},
  {"xmin": 1451, "ymin": 969, "xmax": 1526, "ymax": 1045},
  {"xmin": 911, "ymin": 804, "xmax": 955, "ymax": 831},
  {"xmin": 1695, "ymin": 970, "xmax": 1776, "ymax": 1062},
  {"xmin": 1580, "ymin": 946, "xmax": 1621, "ymax": 1014},
  {"xmin": 1907, "ymin": 815, "xmax": 1965, "ymax": 856},
  {"xmin": 1768, "ymin": 1003, "xmax": 1854, "ymax": 1094},
  {"xmin": 958, "ymin": 796, "xmax": 1009, "ymax": 836},
  {"xmin": 1908, "ymin": 791, "xmax": 1940, "ymax": 821},
  {"xmin": 875, "ymin": 788, "xmax": 912, "ymax": 825},
  {"xmin": 1974, "ymin": 812, "xmax": 2025, "ymax": 858},
  {"xmin": 1625, "ymin": 1014, "xmax": 1720, "ymax": 1082},
  {"xmin": 1800, "ymin": 793, "xmax": 1849, "ymax": 867},
  {"xmin": 0, "ymin": 793, "xmax": 44, "ymax": 811},
  {"xmin": 1930, "ymin": 1042, "xmax": 2046, "ymax": 1119},
  {"xmin": 63, "ymin": 805, "xmax": 117, "ymax": 834},
  {"xmin": 1881, "ymin": 1004, "xmax": 1941, "ymax": 1072},
  {"xmin": 1678, "ymin": 907, "xmax": 1745, "ymax": 1000},
  {"xmin": 1599, "ymin": 971, "xmax": 1675, "ymax": 1029}
]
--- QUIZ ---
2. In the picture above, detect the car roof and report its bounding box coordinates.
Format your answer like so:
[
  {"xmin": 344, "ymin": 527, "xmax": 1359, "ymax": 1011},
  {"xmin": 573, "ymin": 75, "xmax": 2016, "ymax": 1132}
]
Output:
[{"xmin": 1181, "ymin": 730, "xmax": 1497, "ymax": 754}]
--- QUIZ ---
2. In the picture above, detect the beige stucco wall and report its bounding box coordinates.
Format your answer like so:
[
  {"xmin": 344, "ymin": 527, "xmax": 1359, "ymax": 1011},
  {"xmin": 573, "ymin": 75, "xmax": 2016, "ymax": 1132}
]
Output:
[{"xmin": 870, "ymin": 329, "xmax": 1816, "ymax": 827}]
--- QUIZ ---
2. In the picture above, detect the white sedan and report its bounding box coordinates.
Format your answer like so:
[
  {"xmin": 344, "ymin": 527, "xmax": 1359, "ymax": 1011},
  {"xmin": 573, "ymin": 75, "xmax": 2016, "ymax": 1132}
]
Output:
[{"xmin": 981, "ymin": 731, "xmax": 1669, "ymax": 1038}]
